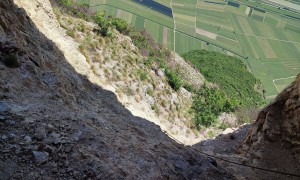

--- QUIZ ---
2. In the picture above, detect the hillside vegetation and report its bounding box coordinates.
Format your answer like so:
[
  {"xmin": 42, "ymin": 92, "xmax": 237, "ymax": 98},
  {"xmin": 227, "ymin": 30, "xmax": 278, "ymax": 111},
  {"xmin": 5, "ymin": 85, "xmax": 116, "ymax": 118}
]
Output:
[
  {"xmin": 53, "ymin": 0, "xmax": 263, "ymax": 130},
  {"xmin": 182, "ymin": 50, "xmax": 264, "ymax": 107}
]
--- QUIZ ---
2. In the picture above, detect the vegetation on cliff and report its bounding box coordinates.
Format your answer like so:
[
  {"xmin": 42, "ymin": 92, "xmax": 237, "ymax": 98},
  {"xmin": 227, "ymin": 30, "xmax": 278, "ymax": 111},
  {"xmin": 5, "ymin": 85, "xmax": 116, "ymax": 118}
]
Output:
[
  {"xmin": 53, "ymin": 0, "xmax": 263, "ymax": 129},
  {"xmin": 182, "ymin": 50, "xmax": 263, "ymax": 107}
]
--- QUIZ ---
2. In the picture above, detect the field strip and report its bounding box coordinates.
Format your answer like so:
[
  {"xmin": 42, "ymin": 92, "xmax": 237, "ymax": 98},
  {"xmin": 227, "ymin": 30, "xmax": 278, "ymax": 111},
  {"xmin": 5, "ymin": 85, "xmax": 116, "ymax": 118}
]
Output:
[
  {"xmin": 267, "ymin": 13, "xmax": 281, "ymax": 22},
  {"xmin": 175, "ymin": 21, "xmax": 195, "ymax": 28},
  {"xmin": 197, "ymin": 7, "xmax": 225, "ymax": 12},
  {"xmin": 265, "ymin": 57, "xmax": 300, "ymax": 60},
  {"xmin": 225, "ymin": 13, "xmax": 245, "ymax": 55},
  {"xmin": 170, "ymin": 0, "xmax": 176, "ymax": 51},
  {"xmin": 196, "ymin": 0, "xmax": 199, "ymax": 27},
  {"xmin": 217, "ymin": 35, "xmax": 238, "ymax": 42},
  {"xmin": 197, "ymin": 18, "xmax": 233, "ymax": 31},
  {"xmin": 170, "ymin": 3, "xmax": 184, "ymax": 6},
  {"xmin": 267, "ymin": 0, "xmax": 300, "ymax": 11},
  {"xmin": 195, "ymin": 0, "xmax": 198, "ymax": 32},
  {"xmin": 237, "ymin": 33, "xmax": 300, "ymax": 44},
  {"xmin": 273, "ymin": 76, "xmax": 296, "ymax": 92},
  {"xmin": 196, "ymin": 1, "xmax": 225, "ymax": 12},
  {"xmin": 196, "ymin": 28, "xmax": 217, "ymax": 40},
  {"xmin": 273, "ymin": 76, "xmax": 297, "ymax": 82}
]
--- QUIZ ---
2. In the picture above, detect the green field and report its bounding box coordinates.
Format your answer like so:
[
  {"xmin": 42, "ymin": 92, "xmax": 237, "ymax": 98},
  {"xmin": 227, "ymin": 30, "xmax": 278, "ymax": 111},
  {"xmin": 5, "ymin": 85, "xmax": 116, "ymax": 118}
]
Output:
[{"xmin": 76, "ymin": 0, "xmax": 300, "ymax": 99}]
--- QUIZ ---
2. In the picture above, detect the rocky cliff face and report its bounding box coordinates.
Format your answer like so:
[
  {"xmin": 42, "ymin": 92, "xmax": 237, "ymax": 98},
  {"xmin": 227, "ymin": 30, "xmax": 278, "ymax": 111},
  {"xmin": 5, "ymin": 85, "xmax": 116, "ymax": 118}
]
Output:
[
  {"xmin": 13, "ymin": 0, "xmax": 210, "ymax": 145},
  {"xmin": 243, "ymin": 74, "xmax": 300, "ymax": 178},
  {"xmin": 0, "ymin": 0, "xmax": 234, "ymax": 179}
]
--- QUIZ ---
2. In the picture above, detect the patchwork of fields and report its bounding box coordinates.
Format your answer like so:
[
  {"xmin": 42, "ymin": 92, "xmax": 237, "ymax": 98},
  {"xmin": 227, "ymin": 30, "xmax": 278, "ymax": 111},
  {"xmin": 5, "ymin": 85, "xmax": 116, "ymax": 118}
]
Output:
[{"xmin": 76, "ymin": 0, "xmax": 300, "ymax": 99}]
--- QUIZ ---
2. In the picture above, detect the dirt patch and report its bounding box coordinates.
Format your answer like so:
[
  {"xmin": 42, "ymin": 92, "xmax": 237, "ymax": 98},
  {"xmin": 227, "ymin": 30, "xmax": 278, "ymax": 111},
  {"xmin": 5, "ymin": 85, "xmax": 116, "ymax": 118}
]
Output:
[
  {"xmin": 163, "ymin": 27, "xmax": 168, "ymax": 46},
  {"xmin": 196, "ymin": 28, "xmax": 217, "ymax": 39}
]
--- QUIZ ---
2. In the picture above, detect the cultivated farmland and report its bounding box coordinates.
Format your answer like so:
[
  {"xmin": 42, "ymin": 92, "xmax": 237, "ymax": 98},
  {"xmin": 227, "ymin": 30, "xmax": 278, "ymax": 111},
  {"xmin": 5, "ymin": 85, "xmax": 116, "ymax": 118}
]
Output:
[{"xmin": 75, "ymin": 0, "xmax": 300, "ymax": 99}]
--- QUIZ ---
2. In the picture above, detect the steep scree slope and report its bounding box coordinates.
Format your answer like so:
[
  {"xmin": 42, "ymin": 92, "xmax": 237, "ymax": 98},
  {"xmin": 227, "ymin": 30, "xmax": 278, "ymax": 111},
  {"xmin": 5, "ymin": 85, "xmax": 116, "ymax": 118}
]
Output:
[{"xmin": 0, "ymin": 0, "xmax": 234, "ymax": 179}]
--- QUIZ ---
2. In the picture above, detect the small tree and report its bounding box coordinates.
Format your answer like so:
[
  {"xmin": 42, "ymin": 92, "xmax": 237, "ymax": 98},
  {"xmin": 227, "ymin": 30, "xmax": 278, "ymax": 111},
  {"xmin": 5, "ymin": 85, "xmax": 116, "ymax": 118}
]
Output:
[
  {"xmin": 93, "ymin": 11, "xmax": 111, "ymax": 36},
  {"xmin": 111, "ymin": 18, "xmax": 130, "ymax": 35}
]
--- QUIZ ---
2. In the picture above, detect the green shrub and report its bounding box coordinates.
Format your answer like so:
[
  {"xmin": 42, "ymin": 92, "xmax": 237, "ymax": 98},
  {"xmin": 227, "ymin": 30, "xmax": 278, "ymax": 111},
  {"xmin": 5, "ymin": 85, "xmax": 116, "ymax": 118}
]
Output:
[
  {"xmin": 71, "ymin": 9, "xmax": 87, "ymax": 19},
  {"xmin": 66, "ymin": 28, "xmax": 76, "ymax": 38},
  {"xmin": 93, "ymin": 11, "xmax": 111, "ymax": 36},
  {"xmin": 182, "ymin": 50, "xmax": 263, "ymax": 107},
  {"xmin": 3, "ymin": 54, "xmax": 20, "ymax": 68},
  {"xmin": 59, "ymin": 0, "xmax": 73, "ymax": 6},
  {"xmin": 146, "ymin": 88, "xmax": 154, "ymax": 96},
  {"xmin": 126, "ymin": 88, "xmax": 134, "ymax": 96},
  {"xmin": 130, "ymin": 31, "xmax": 148, "ymax": 49},
  {"xmin": 183, "ymin": 83, "xmax": 196, "ymax": 92},
  {"xmin": 111, "ymin": 18, "xmax": 130, "ymax": 35},
  {"xmin": 165, "ymin": 69, "xmax": 182, "ymax": 91},
  {"xmin": 219, "ymin": 123, "xmax": 229, "ymax": 130},
  {"xmin": 76, "ymin": 22, "xmax": 86, "ymax": 32},
  {"xmin": 136, "ymin": 69, "xmax": 148, "ymax": 81},
  {"xmin": 207, "ymin": 130, "xmax": 215, "ymax": 138},
  {"xmin": 151, "ymin": 103, "xmax": 160, "ymax": 115},
  {"xmin": 192, "ymin": 84, "xmax": 236, "ymax": 128}
]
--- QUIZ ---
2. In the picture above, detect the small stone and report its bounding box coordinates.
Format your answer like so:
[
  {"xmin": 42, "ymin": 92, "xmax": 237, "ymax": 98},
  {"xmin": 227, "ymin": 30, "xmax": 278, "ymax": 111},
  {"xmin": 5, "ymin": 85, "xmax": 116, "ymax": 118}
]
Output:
[
  {"xmin": 24, "ymin": 135, "xmax": 32, "ymax": 144},
  {"xmin": 22, "ymin": 117, "xmax": 35, "ymax": 125},
  {"xmin": 1, "ymin": 135, "xmax": 8, "ymax": 140},
  {"xmin": 50, "ymin": 132, "xmax": 61, "ymax": 145},
  {"xmin": 34, "ymin": 126, "xmax": 47, "ymax": 141},
  {"xmin": 0, "ymin": 64, "xmax": 5, "ymax": 70},
  {"xmin": 32, "ymin": 151, "xmax": 49, "ymax": 165},
  {"xmin": 46, "ymin": 124, "xmax": 54, "ymax": 132},
  {"xmin": 43, "ymin": 145, "xmax": 54, "ymax": 154},
  {"xmin": 171, "ymin": 93, "xmax": 178, "ymax": 104},
  {"xmin": 9, "ymin": 133, "xmax": 16, "ymax": 139},
  {"xmin": 72, "ymin": 131, "xmax": 82, "ymax": 142},
  {"xmin": 64, "ymin": 160, "xmax": 70, "ymax": 167},
  {"xmin": 241, "ymin": 158, "xmax": 248, "ymax": 165},
  {"xmin": 65, "ymin": 145, "xmax": 72, "ymax": 153},
  {"xmin": 0, "ymin": 102, "xmax": 9, "ymax": 113},
  {"xmin": 15, "ymin": 147, "xmax": 21, "ymax": 154},
  {"xmin": 156, "ymin": 69, "xmax": 164, "ymax": 77},
  {"xmin": 6, "ymin": 120, "xmax": 16, "ymax": 125},
  {"xmin": 84, "ymin": 168, "xmax": 96, "ymax": 177}
]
